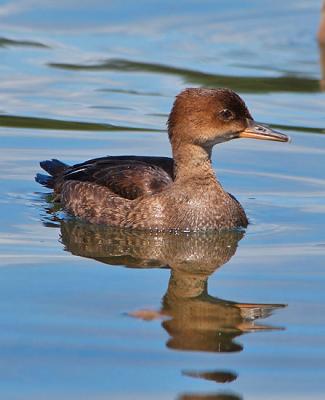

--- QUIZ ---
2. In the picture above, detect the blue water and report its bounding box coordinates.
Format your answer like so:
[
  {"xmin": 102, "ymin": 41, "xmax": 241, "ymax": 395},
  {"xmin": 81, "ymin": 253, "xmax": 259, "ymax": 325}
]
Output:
[{"xmin": 0, "ymin": 1, "xmax": 325, "ymax": 399}]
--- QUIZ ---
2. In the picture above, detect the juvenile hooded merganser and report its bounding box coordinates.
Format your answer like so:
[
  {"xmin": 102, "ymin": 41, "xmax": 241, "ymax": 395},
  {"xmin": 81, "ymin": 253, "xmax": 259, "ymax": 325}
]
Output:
[{"xmin": 36, "ymin": 88, "xmax": 289, "ymax": 231}]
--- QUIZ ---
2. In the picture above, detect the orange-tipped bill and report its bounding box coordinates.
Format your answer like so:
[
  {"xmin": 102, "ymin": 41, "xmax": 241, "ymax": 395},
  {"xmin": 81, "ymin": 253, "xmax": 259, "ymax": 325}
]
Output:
[{"xmin": 239, "ymin": 119, "xmax": 289, "ymax": 142}]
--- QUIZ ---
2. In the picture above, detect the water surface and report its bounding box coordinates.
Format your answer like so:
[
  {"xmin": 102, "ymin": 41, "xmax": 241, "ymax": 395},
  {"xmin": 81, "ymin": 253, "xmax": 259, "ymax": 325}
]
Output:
[{"xmin": 0, "ymin": 1, "xmax": 325, "ymax": 399}]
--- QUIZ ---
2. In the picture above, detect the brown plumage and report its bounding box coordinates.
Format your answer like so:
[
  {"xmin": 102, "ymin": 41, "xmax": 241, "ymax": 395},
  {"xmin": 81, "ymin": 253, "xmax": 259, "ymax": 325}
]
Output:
[{"xmin": 36, "ymin": 88, "xmax": 289, "ymax": 231}]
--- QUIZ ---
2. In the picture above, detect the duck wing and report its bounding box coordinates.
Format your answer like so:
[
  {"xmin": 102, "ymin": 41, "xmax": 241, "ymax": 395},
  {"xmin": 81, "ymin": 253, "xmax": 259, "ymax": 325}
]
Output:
[
  {"xmin": 37, "ymin": 156, "xmax": 174, "ymax": 200},
  {"xmin": 65, "ymin": 155, "xmax": 174, "ymax": 178}
]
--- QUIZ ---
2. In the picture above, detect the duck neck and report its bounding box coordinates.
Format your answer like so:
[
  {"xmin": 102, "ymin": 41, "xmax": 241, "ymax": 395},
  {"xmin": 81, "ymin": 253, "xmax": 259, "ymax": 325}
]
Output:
[{"xmin": 172, "ymin": 141, "xmax": 216, "ymax": 183}]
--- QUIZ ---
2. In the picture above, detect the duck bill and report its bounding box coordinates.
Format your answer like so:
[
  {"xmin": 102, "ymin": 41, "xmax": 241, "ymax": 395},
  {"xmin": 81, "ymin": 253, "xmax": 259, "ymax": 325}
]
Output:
[{"xmin": 239, "ymin": 120, "xmax": 289, "ymax": 142}]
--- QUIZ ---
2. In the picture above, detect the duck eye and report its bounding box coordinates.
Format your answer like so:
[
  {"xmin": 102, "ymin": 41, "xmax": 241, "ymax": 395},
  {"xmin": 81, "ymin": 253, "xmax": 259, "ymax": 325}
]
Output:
[{"xmin": 219, "ymin": 109, "xmax": 234, "ymax": 121}]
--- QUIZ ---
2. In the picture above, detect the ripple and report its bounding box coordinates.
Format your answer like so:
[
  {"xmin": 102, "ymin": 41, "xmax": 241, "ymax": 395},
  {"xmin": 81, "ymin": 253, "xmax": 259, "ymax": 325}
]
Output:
[
  {"xmin": 246, "ymin": 222, "xmax": 304, "ymax": 237},
  {"xmin": 0, "ymin": 114, "xmax": 160, "ymax": 132},
  {"xmin": 98, "ymin": 88, "xmax": 164, "ymax": 97},
  {"xmin": 0, "ymin": 37, "xmax": 50, "ymax": 49},
  {"xmin": 89, "ymin": 105, "xmax": 134, "ymax": 111},
  {"xmin": 48, "ymin": 58, "xmax": 320, "ymax": 93},
  {"xmin": 272, "ymin": 123, "xmax": 325, "ymax": 135}
]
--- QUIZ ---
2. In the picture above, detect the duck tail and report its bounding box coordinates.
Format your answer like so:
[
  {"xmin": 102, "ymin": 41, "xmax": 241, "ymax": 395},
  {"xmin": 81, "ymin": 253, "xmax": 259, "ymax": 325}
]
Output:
[
  {"xmin": 40, "ymin": 159, "xmax": 68, "ymax": 176},
  {"xmin": 35, "ymin": 159, "xmax": 69, "ymax": 188}
]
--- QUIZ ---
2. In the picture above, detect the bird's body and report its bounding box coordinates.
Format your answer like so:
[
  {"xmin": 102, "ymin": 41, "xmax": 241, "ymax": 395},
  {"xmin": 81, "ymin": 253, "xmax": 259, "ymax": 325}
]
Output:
[{"xmin": 36, "ymin": 88, "xmax": 288, "ymax": 231}]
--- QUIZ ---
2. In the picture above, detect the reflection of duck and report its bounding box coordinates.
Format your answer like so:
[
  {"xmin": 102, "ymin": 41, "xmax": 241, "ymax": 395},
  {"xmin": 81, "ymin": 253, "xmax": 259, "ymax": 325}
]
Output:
[
  {"xmin": 161, "ymin": 268, "xmax": 283, "ymax": 353},
  {"xmin": 36, "ymin": 88, "xmax": 288, "ymax": 231},
  {"xmin": 59, "ymin": 220, "xmax": 285, "ymax": 355}
]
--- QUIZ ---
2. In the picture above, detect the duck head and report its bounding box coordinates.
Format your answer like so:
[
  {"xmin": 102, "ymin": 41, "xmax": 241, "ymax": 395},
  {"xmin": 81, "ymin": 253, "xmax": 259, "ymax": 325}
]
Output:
[{"xmin": 168, "ymin": 88, "xmax": 289, "ymax": 148}]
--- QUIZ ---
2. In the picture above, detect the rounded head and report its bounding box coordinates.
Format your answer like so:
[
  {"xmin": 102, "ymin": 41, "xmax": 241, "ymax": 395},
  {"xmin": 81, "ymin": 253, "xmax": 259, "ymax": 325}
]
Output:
[{"xmin": 168, "ymin": 88, "xmax": 288, "ymax": 147}]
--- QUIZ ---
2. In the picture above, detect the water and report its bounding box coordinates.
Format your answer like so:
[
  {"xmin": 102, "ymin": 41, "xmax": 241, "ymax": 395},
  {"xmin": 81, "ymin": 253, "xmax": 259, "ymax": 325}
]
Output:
[{"xmin": 0, "ymin": 0, "xmax": 325, "ymax": 399}]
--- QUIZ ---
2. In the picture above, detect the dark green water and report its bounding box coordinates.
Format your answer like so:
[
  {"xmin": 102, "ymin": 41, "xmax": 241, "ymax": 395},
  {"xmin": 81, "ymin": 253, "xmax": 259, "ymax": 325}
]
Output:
[{"xmin": 0, "ymin": 1, "xmax": 325, "ymax": 399}]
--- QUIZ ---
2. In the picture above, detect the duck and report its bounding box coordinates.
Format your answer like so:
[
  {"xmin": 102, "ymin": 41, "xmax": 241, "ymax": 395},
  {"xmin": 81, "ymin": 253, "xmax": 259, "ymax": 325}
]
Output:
[{"xmin": 36, "ymin": 88, "xmax": 289, "ymax": 231}]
